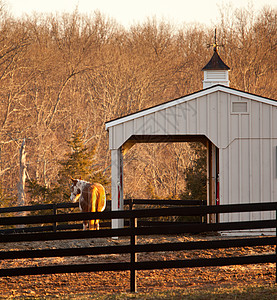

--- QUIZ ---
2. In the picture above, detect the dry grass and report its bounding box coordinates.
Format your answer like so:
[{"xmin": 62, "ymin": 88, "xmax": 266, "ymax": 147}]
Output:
[{"xmin": 66, "ymin": 284, "xmax": 277, "ymax": 300}]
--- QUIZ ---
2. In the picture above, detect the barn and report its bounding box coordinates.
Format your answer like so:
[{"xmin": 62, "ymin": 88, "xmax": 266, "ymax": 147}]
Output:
[{"xmin": 105, "ymin": 44, "xmax": 277, "ymax": 233}]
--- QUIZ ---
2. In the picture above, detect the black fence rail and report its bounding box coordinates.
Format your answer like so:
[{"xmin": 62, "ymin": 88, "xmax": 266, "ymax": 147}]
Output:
[
  {"xmin": 0, "ymin": 203, "xmax": 277, "ymax": 291},
  {"xmin": 0, "ymin": 202, "xmax": 276, "ymax": 292},
  {"xmin": 125, "ymin": 199, "xmax": 206, "ymax": 206},
  {"xmin": 0, "ymin": 199, "xmax": 206, "ymax": 234},
  {"xmin": 126, "ymin": 198, "xmax": 207, "ymax": 226},
  {"xmin": 0, "ymin": 202, "xmax": 81, "ymax": 234}
]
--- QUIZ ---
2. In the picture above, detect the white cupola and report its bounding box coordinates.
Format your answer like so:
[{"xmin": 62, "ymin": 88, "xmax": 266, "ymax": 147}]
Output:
[{"xmin": 202, "ymin": 31, "xmax": 230, "ymax": 89}]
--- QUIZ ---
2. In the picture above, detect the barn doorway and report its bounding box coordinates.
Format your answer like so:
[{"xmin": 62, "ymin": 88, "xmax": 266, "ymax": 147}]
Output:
[{"xmin": 122, "ymin": 135, "xmax": 219, "ymax": 223}]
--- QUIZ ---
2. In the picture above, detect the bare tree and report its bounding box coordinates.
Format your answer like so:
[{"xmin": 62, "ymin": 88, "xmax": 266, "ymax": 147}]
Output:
[{"xmin": 0, "ymin": 6, "xmax": 275, "ymax": 204}]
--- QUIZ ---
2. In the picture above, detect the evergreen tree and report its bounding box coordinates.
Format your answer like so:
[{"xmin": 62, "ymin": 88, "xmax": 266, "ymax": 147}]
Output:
[
  {"xmin": 27, "ymin": 129, "xmax": 108, "ymax": 203},
  {"xmin": 58, "ymin": 130, "xmax": 96, "ymax": 182},
  {"xmin": 180, "ymin": 142, "xmax": 207, "ymax": 201}
]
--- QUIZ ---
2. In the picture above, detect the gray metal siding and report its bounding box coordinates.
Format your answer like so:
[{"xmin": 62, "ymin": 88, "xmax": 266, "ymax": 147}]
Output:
[
  {"xmin": 220, "ymin": 95, "xmax": 277, "ymax": 224},
  {"xmin": 108, "ymin": 89, "xmax": 277, "ymax": 226}
]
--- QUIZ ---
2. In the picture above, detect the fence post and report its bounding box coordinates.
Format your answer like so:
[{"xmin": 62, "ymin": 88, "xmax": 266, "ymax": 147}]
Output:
[
  {"xmin": 53, "ymin": 204, "xmax": 57, "ymax": 232},
  {"xmin": 130, "ymin": 201, "xmax": 137, "ymax": 292},
  {"xmin": 201, "ymin": 200, "xmax": 206, "ymax": 224},
  {"xmin": 129, "ymin": 198, "xmax": 133, "ymax": 211}
]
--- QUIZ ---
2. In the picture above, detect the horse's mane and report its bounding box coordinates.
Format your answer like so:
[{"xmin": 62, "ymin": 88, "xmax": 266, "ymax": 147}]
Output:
[
  {"xmin": 76, "ymin": 179, "xmax": 93, "ymax": 191},
  {"xmin": 78, "ymin": 179, "xmax": 91, "ymax": 184}
]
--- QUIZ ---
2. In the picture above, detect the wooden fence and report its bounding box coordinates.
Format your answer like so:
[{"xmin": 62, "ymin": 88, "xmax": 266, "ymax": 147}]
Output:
[
  {"xmin": 0, "ymin": 202, "xmax": 276, "ymax": 292},
  {"xmin": 0, "ymin": 199, "xmax": 206, "ymax": 234}
]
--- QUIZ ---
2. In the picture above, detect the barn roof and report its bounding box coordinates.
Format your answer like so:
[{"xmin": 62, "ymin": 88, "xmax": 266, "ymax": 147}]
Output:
[{"xmin": 105, "ymin": 84, "xmax": 277, "ymax": 130}]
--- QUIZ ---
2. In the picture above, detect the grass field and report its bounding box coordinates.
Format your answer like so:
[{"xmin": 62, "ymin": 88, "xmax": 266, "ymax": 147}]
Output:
[{"xmin": 63, "ymin": 284, "xmax": 277, "ymax": 300}]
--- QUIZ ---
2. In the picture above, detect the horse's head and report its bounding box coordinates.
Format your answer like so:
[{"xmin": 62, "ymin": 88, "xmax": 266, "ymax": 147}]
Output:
[{"xmin": 70, "ymin": 178, "xmax": 82, "ymax": 202}]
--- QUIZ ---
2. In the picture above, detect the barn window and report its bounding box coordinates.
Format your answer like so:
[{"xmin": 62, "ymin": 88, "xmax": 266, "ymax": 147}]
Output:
[{"xmin": 232, "ymin": 102, "xmax": 248, "ymax": 113}]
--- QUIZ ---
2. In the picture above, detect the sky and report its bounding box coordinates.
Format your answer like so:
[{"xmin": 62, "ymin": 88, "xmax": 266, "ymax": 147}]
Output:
[{"xmin": 5, "ymin": 0, "xmax": 277, "ymax": 28}]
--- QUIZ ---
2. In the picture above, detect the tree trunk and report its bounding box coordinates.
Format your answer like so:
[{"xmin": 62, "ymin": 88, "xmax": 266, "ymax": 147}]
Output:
[{"xmin": 18, "ymin": 139, "xmax": 27, "ymax": 210}]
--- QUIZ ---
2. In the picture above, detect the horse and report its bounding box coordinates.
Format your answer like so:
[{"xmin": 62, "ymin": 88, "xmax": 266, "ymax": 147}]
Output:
[{"xmin": 70, "ymin": 178, "xmax": 106, "ymax": 230}]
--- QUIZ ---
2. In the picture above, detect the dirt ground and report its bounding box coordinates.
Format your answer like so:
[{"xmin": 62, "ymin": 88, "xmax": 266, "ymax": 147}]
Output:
[{"xmin": 0, "ymin": 234, "xmax": 275, "ymax": 298}]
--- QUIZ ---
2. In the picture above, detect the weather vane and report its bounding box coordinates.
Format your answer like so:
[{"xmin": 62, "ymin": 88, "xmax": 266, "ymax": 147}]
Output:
[{"xmin": 207, "ymin": 29, "xmax": 223, "ymax": 52}]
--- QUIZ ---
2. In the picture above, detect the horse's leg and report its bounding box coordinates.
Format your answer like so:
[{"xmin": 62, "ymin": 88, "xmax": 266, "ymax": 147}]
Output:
[
  {"xmin": 89, "ymin": 219, "xmax": 95, "ymax": 230},
  {"xmin": 83, "ymin": 220, "xmax": 89, "ymax": 230},
  {"xmin": 95, "ymin": 219, "xmax": 100, "ymax": 230},
  {"xmin": 90, "ymin": 186, "xmax": 98, "ymax": 230}
]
